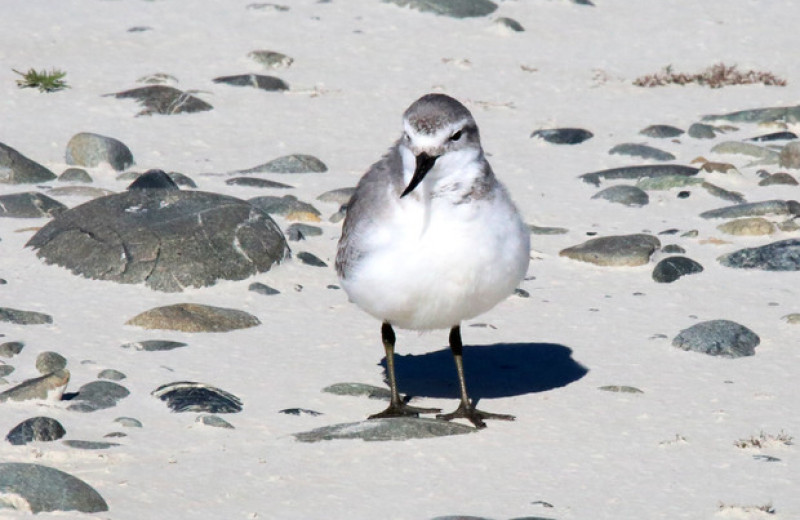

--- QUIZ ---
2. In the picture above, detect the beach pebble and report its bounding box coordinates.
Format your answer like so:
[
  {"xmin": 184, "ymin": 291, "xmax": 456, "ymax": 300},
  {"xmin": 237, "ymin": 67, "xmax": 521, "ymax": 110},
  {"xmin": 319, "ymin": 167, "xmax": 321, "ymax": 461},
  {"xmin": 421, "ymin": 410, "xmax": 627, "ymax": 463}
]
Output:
[
  {"xmin": 700, "ymin": 200, "xmax": 800, "ymax": 219},
  {"xmin": 0, "ymin": 463, "xmax": 108, "ymax": 513},
  {"xmin": 323, "ymin": 382, "xmax": 392, "ymax": 400},
  {"xmin": 6, "ymin": 417, "xmax": 66, "ymax": 445},
  {"xmin": 687, "ymin": 123, "xmax": 718, "ymax": 139},
  {"xmin": 0, "ymin": 370, "xmax": 70, "ymax": 403},
  {"xmin": 0, "ymin": 142, "xmax": 57, "ymax": 184},
  {"xmin": 591, "ymin": 185, "xmax": 649, "ymax": 206},
  {"xmin": 238, "ymin": 154, "xmax": 328, "ymax": 174},
  {"xmin": 63, "ymin": 440, "xmax": 120, "ymax": 450},
  {"xmin": 58, "ymin": 168, "xmax": 92, "ymax": 183},
  {"xmin": 126, "ymin": 169, "xmax": 180, "ymax": 190},
  {"xmin": 701, "ymin": 182, "xmax": 745, "ymax": 204},
  {"xmin": 702, "ymin": 105, "xmax": 800, "ymax": 124},
  {"xmin": 778, "ymin": 141, "xmax": 800, "ymax": 168},
  {"xmin": 317, "ymin": 187, "xmax": 355, "ymax": 205},
  {"xmin": 609, "ymin": 143, "xmax": 675, "ymax": 161},
  {"xmin": 758, "ymin": 172, "xmax": 798, "ymax": 186},
  {"xmin": 126, "ymin": 303, "xmax": 261, "ymax": 332},
  {"xmin": 114, "ymin": 417, "xmax": 143, "ymax": 427},
  {"xmin": 0, "ymin": 192, "xmax": 66, "ymax": 218},
  {"xmin": 580, "ymin": 164, "xmax": 698, "ymax": 186},
  {"xmin": 249, "ymin": 194, "xmax": 322, "ymax": 218},
  {"xmin": 111, "ymin": 85, "xmax": 213, "ymax": 116},
  {"xmin": 530, "ymin": 128, "xmax": 593, "ymax": 145},
  {"xmin": 297, "ymin": 251, "xmax": 327, "ymax": 267},
  {"xmin": 598, "ymin": 385, "xmax": 643, "ymax": 394},
  {"xmin": 294, "ymin": 417, "xmax": 476, "ymax": 442},
  {"xmin": 383, "ymin": 0, "xmax": 497, "ymax": 18},
  {"xmin": 710, "ymin": 141, "xmax": 779, "ymax": 162},
  {"xmin": 280, "ymin": 408, "xmax": 323, "ymax": 416},
  {"xmin": 636, "ymin": 175, "xmax": 703, "ymax": 191},
  {"xmin": 0, "ymin": 341, "xmax": 25, "ymax": 358},
  {"xmin": 248, "ymin": 50, "xmax": 294, "ymax": 69},
  {"xmin": 494, "ymin": 16, "xmax": 524, "ymax": 32},
  {"xmin": 748, "ymin": 131, "xmax": 797, "ymax": 142},
  {"xmin": 121, "ymin": 340, "xmax": 187, "ymax": 352},
  {"xmin": 0, "ymin": 308, "xmax": 52, "ymax": 325},
  {"xmin": 782, "ymin": 313, "xmax": 800, "ymax": 324},
  {"xmin": 661, "ymin": 244, "xmax": 686, "ymax": 254},
  {"xmin": 529, "ymin": 224, "xmax": 569, "ymax": 235},
  {"xmin": 639, "ymin": 125, "xmax": 684, "ymax": 138},
  {"xmin": 652, "ymin": 256, "xmax": 704, "ymax": 283},
  {"xmin": 249, "ymin": 282, "xmax": 280, "ymax": 295},
  {"xmin": 718, "ymin": 238, "xmax": 800, "ymax": 271},
  {"xmin": 226, "ymin": 177, "xmax": 293, "ymax": 189},
  {"xmin": 672, "ymin": 320, "xmax": 759, "ymax": 358},
  {"xmin": 717, "ymin": 217, "xmax": 775, "ymax": 236},
  {"xmin": 98, "ymin": 369, "xmax": 126, "ymax": 381},
  {"xmin": 197, "ymin": 414, "xmax": 235, "ymax": 429},
  {"xmin": 67, "ymin": 381, "xmax": 130, "ymax": 412},
  {"xmin": 0, "ymin": 365, "xmax": 14, "ymax": 377},
  {"xmin": 35, "ymin": 351, "xmax": 67, "ymax": 374},
  {"xmin": 285, "ymin": 223, "xmax": 323, "ymax": 241},
  {"xmin": 559, "ymin": 234, "xmax": 661, "ymax": 266},
  {"xmin": 152, "ymin": 381, "xmax": 243, "ymax": 413},
  {"xmin": 65, "ymin": 132, "xmax": 134, "ymax": 171},
  {"xmin": 27, "ymin": 190, "xmax": 289, "ymax": 292},
  {"xmin": 213, "ymin": 74, "xmax": 289, "ymax": 92}
]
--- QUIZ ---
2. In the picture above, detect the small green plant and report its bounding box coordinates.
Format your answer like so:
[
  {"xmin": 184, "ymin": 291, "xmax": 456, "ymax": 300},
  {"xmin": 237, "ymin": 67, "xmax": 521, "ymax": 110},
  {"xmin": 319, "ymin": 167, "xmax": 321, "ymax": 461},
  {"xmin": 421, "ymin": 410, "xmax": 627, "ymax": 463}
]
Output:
[
  {"xmin": 13, "ymin": 67, "xmax": 69, "ymax": 92},
  {"xmin": 634, "ymin": 63, "xmax": 786, "ymax": 88}
]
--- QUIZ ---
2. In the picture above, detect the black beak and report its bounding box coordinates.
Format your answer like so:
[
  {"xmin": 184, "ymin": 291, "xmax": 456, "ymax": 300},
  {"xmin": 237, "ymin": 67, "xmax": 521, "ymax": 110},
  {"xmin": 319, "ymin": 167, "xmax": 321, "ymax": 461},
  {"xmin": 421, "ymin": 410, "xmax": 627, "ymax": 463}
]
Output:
[{"xmin": 400, "ymin": 152, "xmax": 438, "ymax": 198}]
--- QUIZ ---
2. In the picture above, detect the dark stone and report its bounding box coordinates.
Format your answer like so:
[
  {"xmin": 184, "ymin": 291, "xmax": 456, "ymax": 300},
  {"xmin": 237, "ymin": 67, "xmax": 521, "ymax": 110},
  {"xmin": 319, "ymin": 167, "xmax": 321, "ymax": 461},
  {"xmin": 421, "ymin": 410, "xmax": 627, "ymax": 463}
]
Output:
[
  {"xmin": 65, "ymin": 133, "xmax": 134, "ymax": 171},
  {"xmin": 530, "ymin": 128, "xmax": 593, "ymax": 145},
  {"xmin": 0, "ymin": 341, "xmax": 25, "ymax": 357},
  {"xmin": 591, "ymin": 185, "xmax": 649, "ymax": 206},
  {"xmin": 639, "ymin": 125, "xmax": 684, "ymax": 138},
  {"xmin": 249, "ymin": 282, "xmax": 280, "ymax": 295},
  {"xmin": 238, "ymin": 154, "xmax": 328, "ymax": 174},
  {"xmin": 67, "ymin": 381, "xmax": 130, "ymax": 412},
  {"xmin": 495, "ymin": 17, "xmax": 524, "ymax": 31},
  {"xmin": 27, "ymin": 190, "xmax": 290, "ymax": 292},
  {"xmin": 127, "ymin": 169, "xmax": 179, "ymax": 191},
  {"xmin": 226, "ymin": 177, "xmax": 293, "ymax": 189},
  {"xmin": 213, "ymin": 74, "xmax": 289, "ymax": 91},
  {"xmin": 0, "ymin": 192, "xmax": 67, "ymax": 218},
  {"xmin": 279, "ymin": 408, "xmax": 323, "ymax": 416},
  {"xmin": 687, "ymin": 123, "xmax": 718, "ymax": 139},
  {"xmin": 701, "ymin": 182, "xmax": 745, "ymax": 204},
  {"xmin": 529, "ymin": 225, "xmax": 568, "ymax": 235},
  {"xmin": 249, "ymin": 194, "xmax": 321, "ymax": 217},
  {"xmin": 6, "ymin": 417, "xmax": 66, "ymax": 445},
  {"xmin": 120, "ymin": 340, "xmax": 187, "ymax": 351},
  {"xmin": 114, "ymin": 417, "xmax": 142, "ymax": 427},
  {"xmin": 110, "ymin": 85, "xmax": 213, "ymax": 116},
  {"xmin": 0, "ymin": 463, "xmax": 108, "ymax": 513},
  {"xmin": 285, "ymin": 223, "xmax": 323, "ymax": 241},
  {"xmin": 297, "ymin": 251, "xmax": 327, "ymax": 267},
  {"xmin": 718, "ymin": 239, "xmax": 800, "ymax": 271},
  {"xmin": 580, "ymin": 165, "xmax": 699, "ymax": 186},
  {"xmin": 609, "ymin": 143, "xmax": 675, "ymax": 161},
  {"xmin": 661, "ymin": 244, "xmax": 686, "ymax": 254},
  {"xmin": 59, "ymin": 168, "xmax": 92, "ymax": 183},
  {"xmin": 559, "ymin": 234, "xmax": 661, "ymax": 266},
  {"xmin": 152, "ymin": 381, "xmax": 243, "ymax": 413},
  {"xmin": 382, "ymin": 0, "xmax": 497, "ymax": 18},
  {"xmin": 126, "ymin": 303, "xmax": 261, "ymax": 332},
  {"xmin": 0, "ymin": 308, "xmax": 52, "ymax": 325},
  {"xmin": 747, "ymin": 131, "xmax": 798, "ymax": 142},
  {"xmin": 699, "ymin": 200, "xmax": 800, "ymax": 219},
  {"xmin": 598, "ymin": 385, "xmax": 643, "ymax": 394},
  {"xmin": 672, "ymin": 320, "xmax": 759, "ymax": 358},
  {"xmin": 652, "ymin": 256, "xmax": 704, "ymax": 283},
  {"xmin": 0, "ymin": 365, "xmax": 14, "ymax": 377},
  {"xmin": 759, "ymin": 172, "xmax": 798, "ymax": 186},
  {"xmin": 293, "ymin": 417, "xmax": 476, "ymax": 442},
  {"xmin": 63, "ymin": 440, "xmax": 120, "ymax": 450},
  {"xmin": 0, "ymin": 143, "xmax": 57, "ymax": 184}
]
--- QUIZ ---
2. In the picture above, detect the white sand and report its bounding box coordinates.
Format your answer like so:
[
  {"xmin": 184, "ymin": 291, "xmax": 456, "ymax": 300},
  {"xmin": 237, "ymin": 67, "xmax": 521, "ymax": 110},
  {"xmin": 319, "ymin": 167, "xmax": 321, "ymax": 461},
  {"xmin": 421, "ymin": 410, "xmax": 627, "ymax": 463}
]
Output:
[{"xmin": 1, "ymin": 1, "xmax": 798, "ymax": 518}]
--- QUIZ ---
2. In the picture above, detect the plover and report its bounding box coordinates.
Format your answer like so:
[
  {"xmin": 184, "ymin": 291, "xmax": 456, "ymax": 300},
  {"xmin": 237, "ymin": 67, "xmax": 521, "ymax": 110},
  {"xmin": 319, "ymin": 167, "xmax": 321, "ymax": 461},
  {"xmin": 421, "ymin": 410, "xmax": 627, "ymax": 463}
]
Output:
[{"xmin": 335, "ymin": 93, "xmax": 530, "ymax": 428}]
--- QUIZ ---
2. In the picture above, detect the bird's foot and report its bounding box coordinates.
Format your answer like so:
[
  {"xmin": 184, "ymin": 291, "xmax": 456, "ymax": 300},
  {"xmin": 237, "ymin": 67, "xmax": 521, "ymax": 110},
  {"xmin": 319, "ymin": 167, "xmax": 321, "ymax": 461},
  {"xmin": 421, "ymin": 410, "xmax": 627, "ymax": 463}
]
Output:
[
  {"xmin": 437, "ymin": 402, "xmax": 515, "ymax": 429},
  {"xmin": 368, "ymin": 401, "xmax": 442, "ymax": 420}
]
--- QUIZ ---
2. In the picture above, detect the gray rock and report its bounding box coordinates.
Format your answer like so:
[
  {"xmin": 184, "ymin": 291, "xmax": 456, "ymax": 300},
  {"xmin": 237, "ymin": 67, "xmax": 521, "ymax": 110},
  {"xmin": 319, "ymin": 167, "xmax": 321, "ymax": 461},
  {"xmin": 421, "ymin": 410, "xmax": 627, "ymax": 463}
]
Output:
[
  {"xmin": 687, "ymin": 123, "xmax": 718, "ymax": 139},
  {"xmin": 528, "ymin": 225, "xmax": 568, "ymax": 235},
  {"xmin": 67, "ymin": 380, "xmax": 129, "ymax": 412},
  {"xmin": 213, "ymin": 74, "xmax": 289, "ymax": 92},
  {"xmin": 636, "ymin": 175, "xmax": 703, "ymax": 191},
  {"xmin": 6, "ymin": 417, "xmax": 66, "ymax": 445},
  {"xmin": 98, "ymin": 369, "xmax": 126, "ymax": 381},
  {"xmin": 0, "ymin": 192, "xmax": 67, "ymax": 218},
  {"xmin": 598, "ymin": 385, "xmax": 643, "ymax": 394},
  {"xmin": 591, "ymin": 185, "xmax": 649, "ymax": 206},
  {"xmin": 114, "ymin": 417, "xmax": 142, "ymax": 427},
  {"xmin": 0, "ymin": 143, "xmax": 57, "ymax": 184},
  {"xmin": 294, "ymin": 417, "xmax": 476, "ymax": 442},
  {"xmin": 197, "ymin": 414, "xmax": 234, "ymax": 429},
  {"xmin": 126, "ymin": 303, "xmax": 261, "ymax": 332},
  {"xmin": 238, "ymin": 154, "xmax": 328, "ymax": 174},
  {"xmin": 152, "ymin": 381, "xmax": 243, "ymax": 413},
  {"xmin": 580, "ymin": 164, "xmax": 698, "ymax": 186},
  {"xmin": 699, "ymin": 200, "xmax": 800, "ymax": 219},
  {"xmin": 718, "ymin": 239, "xmax": 800, "ymax": 271},
  {"xmin": 58, "ymin": 168, "xmax": 92, "ymax": 183},
  {"xmin": 0, "ymin": 308, "xmax": 52, "ymax": 325},
  {"xmin": 717, "ymin": 217, "xmax": 775, "ymax": 236},
  {"xmin": 249, "ymin": 282, "xmax": 280, "ymax": 295},
  {"xmin": 45, "ymin": 186, "xmax": 114, "ymax": 199},
  {"xmin": 759, "ymin": 172, "xmax": 798, "ymax": 186},
  {"xmin": 609, "ymin": 143, "xmax": 675, "ymax": 161},
  {"xmin": 63, "ymin": 440, "xmax": 120, "ymax": 450},
  {"xmin": 0, "ymin": 463, "xmax": 108, "ymax": 513},
  {"xmin": 531, "ymin": 128, "xmax": 593, "ymax": 145},
  {"xmin": 779, "ymin": 141, "xmax": 800, "ymax": 169},
  {"xmin": 672, "ymin": 320, "xmax": 759, "ymax": 358},
  {"xmin": 639, "ymin": 125, "xmax": 684, "ymax": 138},
  {"xmin": 0, "ymin": 370, "xmax": 69, "ymax": 403},
  {"xmin": 317, "ymin": 187, "xmax": 355, "ymax": 205},
  {"xmin": 249, "ymin": 194, "xmax": 321, "ymax": 217},
  {"xmin": 0, "ymin": 341, "xmax": 24, "ymax": 358},
  {"xmin": 702, "ymin": 105, "xmax": 800, "ymax": 124},
  {"xmin": 279, "ymin": 408, "xmax": 323, "ymax": 416},
  {"xmin": 35, "ymin": 352, "xmax": 67, "ymax": 374},
  {"xmin": 27, "ymin": 190, "xmax": 290, "ymax": 292},
  {"xmin": 710, "ymin": 141, "xmax": 780, "ymax": 162},
  {"xmin": 382, "ymin": 0, "xmax": 497, "ymax": 18},
  {"xmin": 65, "ymin": 132, "xmax": 134, "ymax": 171},
  {"xmin": 111, "ymin": 85, "xmax": 213, "ymax": 116},
  {"xmin": 322, "ymin": 382, "xmax": 392, "ymax": 400},
  {"xmin": 248, "ymin": 50, "xmax": 294, "ymax": 69},
  {"xmin": 0, "ymin": 365, "xmax": 14, "ymax": 377},
  {"xmin": 297, "ymin": 251, "xmax": 327, "ymax": 267},
  {"xmin": 286, "ymin": 223, "xmax": 323, "ymax": 241},
  {"xmin": 701, "ymin": 182, "xmax": 746, "ymax": 204},
  {"xmin": 559, "ymin": 234, "xmax": 661, "ymax": 266},
  {"xmin": 494, "ymin": 16, "xmax": 524, "ymax": 32},
  {"xmin": 748, "ymin": 131, "xmax": 797, "ymax": 142},
  {"xmin": 121, "ymin": 340, "xmax": 187, "ymax": 352},
  {"xmin": 226, "ymin": 177, "xmax": 293, "ymax": 189},
  {"xmin": 126, "ymin": 169, "xmax": 180, "ymax": 190},
  {"xmin": 661, "ymin": 244, "xmax": 686, "ymax": 254},
  {"xmin": 652, "ymin": 256, "xmax": 704, "ymax": 283}
]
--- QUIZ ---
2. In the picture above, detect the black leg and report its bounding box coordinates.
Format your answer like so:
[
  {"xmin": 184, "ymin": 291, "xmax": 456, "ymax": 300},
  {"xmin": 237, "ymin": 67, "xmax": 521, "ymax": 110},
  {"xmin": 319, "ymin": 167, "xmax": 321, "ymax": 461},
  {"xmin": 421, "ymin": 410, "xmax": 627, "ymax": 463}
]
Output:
[
  {"xmin": 368, "ymin": 322, "xmax": 441, "ymax": 420},
  {"xmin": 437, "ymin": 325, "xmax": 515, "ymax": 429}
]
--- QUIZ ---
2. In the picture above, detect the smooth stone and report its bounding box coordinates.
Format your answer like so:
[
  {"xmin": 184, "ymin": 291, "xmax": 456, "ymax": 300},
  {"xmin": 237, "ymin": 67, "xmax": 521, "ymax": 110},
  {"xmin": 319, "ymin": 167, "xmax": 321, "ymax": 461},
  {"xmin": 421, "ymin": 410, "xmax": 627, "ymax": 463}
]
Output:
[
  {"xmin": 494, "ymin": 16, "xmax": 524, "ymax": 32},
  {"xmin": 58, "ymin": 168, "xmax": 92, "ymax": 183},
  {"xmin": 701, "ymin": 182, "xmax": 746, "ymax": 204},
  {"xmin": 98, "ymin": 369, "xmax": 126, "ymax": 381},
  {"xmin": 0, "ymin": 462, "xmax": 108, "ymax": 513},
  {"xmin": 747, "ymin": 131, "xmax": 798, "ymax": 142},
  {"xmin": 0, "ymin": 308, "xmax": 52, "ymax": 325},
  {"xmin": 699, "ymin": 200, "xmax": 800, "ymax": 219},
  {"xmin": 702, "ymin": 105, "xmax": 800, "ymax": 124},
  {"xmin": 322, "ymin": 382, "xmax": 392, "ymax": 400},
  {"xmin": 225, "ymin": 177, "xmax": 293, "ymax": 189},
  {"xmin": 294, "ymin": 417, "xmax": 476, "ymax": 442},
  {"xmin": 718, "ymin": 239, "xmax": 800, "ymax": 271},
  {"xmin": 126, "ymin": 303, "xmax": 261, "ymax": 332},
  {"xmin": 27, "ymin": 190, "xmax": 289, "ymax": 292},
  {"xmin": 598, "ymin": 385, "xmax": 643, "ymax": 394},
  {"xmin": 782, "ymin": 313, "xmax": 800, "ymax": 324},
  {"xmin": 248, "ymin": 50, "xmax": 294, "ymax": 69},
  {"xmin": 0, "ymin": 143, "xmax": 57, "ymax": 184},
  {"xmin": 249, "ymin": 282, "xmax": 280, "ymax": 295},
  {"xmin": 530, "ymin": 128, "xmax": 593, "ymax": 145},
  {"xmin": 114, "ymin": 417, "xmax": 143, "ymax": 427},
  {"xmin": 700, "ymin": 161, "xmax": 738, "ymax": 174},
  {"xmin": 110, "ymin": 85, "xmax": 213, "ymax": 116},
  {"xmin": 45, "ymin": 186, "xmax": 114, "ymax": 199},
  {"xmin": 0, "ymin": 341, "xmax": 24, "ymax": 357},
  {"xmin": 6, "ymin": 417, "xmax": 66, "ymax": 445},
  {"xmin": 213, "ymin": 74, "xmax": 289, "ymax": 91},
  {"xmin": 63, "ymin": 440, "xmax": 120, "ymax": 450},
  {"xmin": 0, "ymin": 370, "xmax": 69, "ymax": 403},
  {"xmin": 279, "ymin": 408, "xmax": 323, "ymax": 416},
  {"xmin": 35, "ymin": 352, "xmax": 67, "ymax": 374},
  {"xmin": 121, "ymin": 340, "xmax": 187, "ymax": 352},
  {"xmin": 636, "ymin": 175, "xmax": 703, "ymax": 191},
  {"xmin": 126, "ymin": 169, "xmax": 180, "ymax": 190},
  {"xmin": 317, "ymin": 187, "xmax": 356, "ymax": 205},
  {"xmin": 65, "ymin": 132, "xmax": 134, "ymax": 171},
  {"xmin": 580, "ymin": 165, "xmax": 698, "ymax": 186},
  {"xmin": 759, "ymin": 172, "xmax": 798, "ymax": 186},
  {"xmin": 661, "ymin": 244, "xmax": 686, "ymax": 254},
  {"xmin": 197, "ymin": 414, "xmax": 234, "ymax": 429},
  {"xmin": 0, "ymin": 192, "xmax": 67, "ymax": 218},
  {"xmin": 296, "ymin": 251, "xmax": 327, "ymax": 267},
  {"xmin": 285, "ymin": 223, "xmax": 323, "ymax": 241},
  {"xmin": 329, "ymin": 205, "xmax": 348, "ymax": 223},
  {"xmin": 652, "ymin": 256, "xmax": 704, "ymax": 283},
  {"xmin": 104, "ymin": 432, "xmax": 127, "ymax": 438},
  {"xmin": 382, "ymin": 0, "xmax": 497, "ymax": 18},
  {"xmin": 639, "ymin": 125, "xmax": 684, "ymax": 138},
  {"xmin": 152, "ymin": 381, "xmax": 243, "ymax": 413},
  {"xmin": 559, "ymin": 234, "xmax": 661, "ymax": 266},
  {"xmin": 687, "ymin": 123, "xmax": 718, "ymax": 139},
  {"xmin": 249, "ymin": 194, "xmax": 321, "ymax": 217},
  {"xmin": 710, "ymin": 141, "xmax": 780, "ymax": 162},
  {"xmin": 779, "ymin": 141, "xmax": 800, "ymax": 168},
  {"xmin": 238, "ymin": 154, "xmax": 328, "ymax": 174},
  {"xmin": 672, "ymin": 320, "xmax": 759, "ymax": 358},
  {"xmin": 0, "ymin": 365, "xmax": 14, "ymax": 377},
  {"xmin": 67, "ymin": 380, "xmax": 129, "ymax": 412},
  {"xmin": 528, "ymin": 225, "xmax": 568, "ymax": 235},
  {"xmin": 609, "ymin": 143, "xmax": 675, "ymax": 161},
  {"xmin": 717, "ymin": 217, "xmax": 775, "ymax": 236},
  {"xmin": 591, "ymin": 185, "xmax": 649, "ymax": 206}
]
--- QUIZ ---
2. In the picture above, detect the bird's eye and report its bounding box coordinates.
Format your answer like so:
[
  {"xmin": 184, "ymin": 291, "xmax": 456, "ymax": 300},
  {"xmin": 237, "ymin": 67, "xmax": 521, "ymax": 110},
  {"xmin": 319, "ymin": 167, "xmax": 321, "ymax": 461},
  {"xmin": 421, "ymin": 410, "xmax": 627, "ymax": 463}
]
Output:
[{"xmin": 449, "ymin": 130, "xmax": 463, "ymax": 142}]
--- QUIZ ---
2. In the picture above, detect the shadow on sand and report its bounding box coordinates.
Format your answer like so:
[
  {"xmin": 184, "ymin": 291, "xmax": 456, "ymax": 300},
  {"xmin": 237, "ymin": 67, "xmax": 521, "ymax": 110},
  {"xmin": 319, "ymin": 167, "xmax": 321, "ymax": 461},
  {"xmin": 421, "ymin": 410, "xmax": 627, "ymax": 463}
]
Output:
[{"xmin": 382, "ymin": 342, "xmax": 588, "ymax": 400}]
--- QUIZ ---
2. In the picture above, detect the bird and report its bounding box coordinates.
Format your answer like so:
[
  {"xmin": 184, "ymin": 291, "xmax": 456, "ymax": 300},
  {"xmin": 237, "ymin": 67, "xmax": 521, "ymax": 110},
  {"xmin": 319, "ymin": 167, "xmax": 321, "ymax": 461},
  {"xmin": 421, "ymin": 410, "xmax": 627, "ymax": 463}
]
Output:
[{"xmin": 335, "ymin": 93, "xmax": 530, "ymax": 428}]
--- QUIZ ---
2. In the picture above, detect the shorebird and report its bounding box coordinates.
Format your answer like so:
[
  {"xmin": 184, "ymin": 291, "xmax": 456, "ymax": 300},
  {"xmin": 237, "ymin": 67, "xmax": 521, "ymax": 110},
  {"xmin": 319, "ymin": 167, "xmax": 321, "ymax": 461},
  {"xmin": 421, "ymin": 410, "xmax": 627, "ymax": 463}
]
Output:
[{"xmin": 335, "ymin": 93, "xmax": 530, "ymax": 428}]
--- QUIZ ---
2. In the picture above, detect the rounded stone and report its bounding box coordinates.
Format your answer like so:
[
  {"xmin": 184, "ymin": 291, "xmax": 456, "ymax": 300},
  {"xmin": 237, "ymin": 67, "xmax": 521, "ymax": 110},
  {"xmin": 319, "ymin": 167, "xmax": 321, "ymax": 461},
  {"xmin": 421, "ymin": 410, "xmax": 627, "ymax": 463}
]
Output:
[
  {"xmin": 531, "ymin": 128, "xmax": 593, "ymax": 145},
  {"xmin": 592, "ymin": 185, "xmax": 649, "ymax": 206},
  {"xmin": 652, "ymin": 256, "xmax": 704, "ymax": 283},
  {"xmin": 35, "ymin": 352, "xmax": 67, "ymax": 374},
  {"xmin": 152, "ymin": 381, "xmax": 243, "ymax": 413},
  {"xmin": 58, "ymin": 168, "xmax": 93, "ymax": 183},
  {"xmin": 0, "ymin": 143, "xmax": 57, "ymax": 184},
  {"xmin": 6, "ymin": 417, "xmax": 66, "ymax": 445},
  {"xmin": 559, "ymin": 234, "xmax": 661, "ymax": 266},
  {"xmin": 718, "ymin": 238, "xmax": 800, "ymax": 271},
  {"xmin": 717, "ymin": 217, "xmax": 775, "ymax": 236},
  {"xmin": 639, "ymin": 125, "xmax": 684, "ymax": 138},
  {"xmin": 672, "ymin": 320, "xmax": 759, "ymax": 358},
  {"xmin": 126, "ymin": 303, "xmax": 261, "ymax": 332},
  {"xmin": 65, "ymin": 132, "xmax": 134, "ymax": 171},
  {"xmin": 98, "ymin": 369, "xmax": 127, "ymax": 381},
  {"xmin": 0, "ymin": 463, "xmax": 108, "ymax": 513}
]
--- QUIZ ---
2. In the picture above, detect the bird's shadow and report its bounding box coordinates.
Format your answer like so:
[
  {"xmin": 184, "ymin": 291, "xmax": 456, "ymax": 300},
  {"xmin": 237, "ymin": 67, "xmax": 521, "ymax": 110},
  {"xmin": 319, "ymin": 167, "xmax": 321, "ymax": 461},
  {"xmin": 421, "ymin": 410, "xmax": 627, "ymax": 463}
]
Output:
[{"xmin": 382, "ymin": 342, "xmax": 588, "ymax": 400}]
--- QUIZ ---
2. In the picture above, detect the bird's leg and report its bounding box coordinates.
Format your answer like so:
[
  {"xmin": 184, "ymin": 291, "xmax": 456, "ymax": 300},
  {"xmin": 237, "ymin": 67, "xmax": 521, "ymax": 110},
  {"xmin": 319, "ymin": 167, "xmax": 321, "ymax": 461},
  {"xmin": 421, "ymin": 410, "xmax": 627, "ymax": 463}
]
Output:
[
  {"xmin": 437, "ymin": 325, "xmax": 515, "ymax": 429},
  {"xmin": 368, "ymin": 322, "xmax": 441, "ymax": 420}
]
